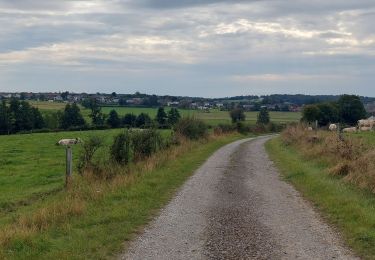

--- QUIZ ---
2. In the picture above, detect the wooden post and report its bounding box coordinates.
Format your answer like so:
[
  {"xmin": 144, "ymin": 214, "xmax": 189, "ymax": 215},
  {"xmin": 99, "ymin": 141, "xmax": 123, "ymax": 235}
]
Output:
[{"xmin": 65, "ymin": 146, "xmax": 73, "ymax": 188}]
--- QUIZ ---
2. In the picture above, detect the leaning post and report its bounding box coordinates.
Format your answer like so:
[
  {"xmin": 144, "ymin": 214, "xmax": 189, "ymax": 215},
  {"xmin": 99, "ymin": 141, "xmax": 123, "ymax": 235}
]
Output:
[{"xmin": 58, "ymin": 138, "xmax": 82, "ymax": 188}]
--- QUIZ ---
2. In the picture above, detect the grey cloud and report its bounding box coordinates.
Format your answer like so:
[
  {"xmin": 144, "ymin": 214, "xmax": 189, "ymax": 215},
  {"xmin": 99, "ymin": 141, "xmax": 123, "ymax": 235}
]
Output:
[{"xmin": 130, "ymin": 0, "xmax": 257, "ymax": 9}]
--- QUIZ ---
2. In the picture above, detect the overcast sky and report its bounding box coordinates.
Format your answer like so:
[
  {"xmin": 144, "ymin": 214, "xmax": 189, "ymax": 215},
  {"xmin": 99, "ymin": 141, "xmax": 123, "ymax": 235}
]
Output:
[{"xmin": 0, "ymin": 0, "xmax": 374, "ymax": 97}]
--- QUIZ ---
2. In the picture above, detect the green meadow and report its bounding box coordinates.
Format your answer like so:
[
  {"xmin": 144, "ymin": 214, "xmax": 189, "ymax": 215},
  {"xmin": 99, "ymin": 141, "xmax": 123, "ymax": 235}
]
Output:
[{"xmin": 31, "ymin": 101, "xmax": 301, "ymax": 126}]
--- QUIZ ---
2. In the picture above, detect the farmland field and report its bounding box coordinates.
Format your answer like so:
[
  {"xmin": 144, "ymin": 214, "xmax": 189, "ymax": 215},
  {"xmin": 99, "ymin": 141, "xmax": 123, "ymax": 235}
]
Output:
[{"xmin": 31, "ymin": 101, "xmax": 301, "ymax": 126}]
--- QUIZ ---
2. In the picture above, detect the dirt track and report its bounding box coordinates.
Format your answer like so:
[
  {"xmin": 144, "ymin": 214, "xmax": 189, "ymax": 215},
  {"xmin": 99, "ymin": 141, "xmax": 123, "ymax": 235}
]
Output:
[{"xmin": 121, "ymin": 136, "xmax": 356, "ymax": 260}]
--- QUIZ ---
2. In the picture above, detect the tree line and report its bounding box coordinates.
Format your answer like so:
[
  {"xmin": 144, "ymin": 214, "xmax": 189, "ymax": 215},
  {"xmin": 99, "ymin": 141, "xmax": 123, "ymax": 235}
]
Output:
[
  {"xmin": 0, "ymin": 98, "xmax": 181, "ymax": 135},
  {"xmin": 302, "ymin": 95, "xmax": 367, "ymax": 126}
]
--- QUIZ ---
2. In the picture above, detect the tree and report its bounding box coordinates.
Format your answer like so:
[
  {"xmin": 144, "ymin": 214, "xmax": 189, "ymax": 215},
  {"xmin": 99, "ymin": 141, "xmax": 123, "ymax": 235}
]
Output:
[
  {"xmin": 337, "ymin": 95, "xmax": 366, "ymax": 125},
  {"xmin": 136, "ymin": 113, "xmax": 151, "ymax": 128},
  {"xmin": 168, "ymin": 108, "xmax": 181, "ymax": 126},
  {"xmin": 61, "ymin": 91, "xmax": 69, "ymax": 101},
  {"xmin": 316, "ymin": 102, "xmax": 339, "ymax": 126},
  {"xmin": 257, "ymin": 107, "xmax": 270, "ymax": 125},
  {"xmin": 122, "ymin": 113, "xmax": 137, "ymax": 128},
  {"xmin": 107, "ymin": 109, "xmax": 121, "ymax": 128},
  {"xmin": 87, "ymin": 98, "xmax": 105, "ymax": 126},
  {"xmin": 60, "ymin": 103, "xmax": 85, "ymax": 129},
  {"xmin": 302, "ymin": 104, "xmax": 320, "ymax": 123},
  {"xmin": 111, "ymin": 92, "xmax": 117, "ymax": 97},
  {"xmin": 143, "ymin": 95, "xmax": 159, "ymax": 107},
  {"xmin": 31, "ymin": 107, "xmax": 45, "ymax": 129},
  {"xmin": 0, "ymin": 100, "xmax": 11, "ymax": 134},
  {"xmin": 230, "ymin": 108, "xmax": 246, "ymax": 123},
  {"xmin": 156, "ymin": 107, "xmax": 168, "ymax": 127}
]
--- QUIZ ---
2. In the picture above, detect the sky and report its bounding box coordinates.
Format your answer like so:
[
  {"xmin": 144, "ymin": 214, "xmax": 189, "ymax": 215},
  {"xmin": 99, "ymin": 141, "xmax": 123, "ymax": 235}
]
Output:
[{"xmin": 0, "ymin": 0, "xmax": 374, "ymax": 98}]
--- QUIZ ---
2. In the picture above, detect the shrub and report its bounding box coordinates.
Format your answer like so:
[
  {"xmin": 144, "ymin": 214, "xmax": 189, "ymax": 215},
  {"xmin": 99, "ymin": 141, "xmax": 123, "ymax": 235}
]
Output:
[
  {"xmin": 174, "ymin": 117, "xmax": 208, "ymax": 140},
  {"xmin": 131, "ymin": 129, "xmax": 163, "ymax": 161},
  {"xmin": 110, "ymin": 131, "xmax": 131, "ymax": 165},
  {"xmin": 77, "ymin": 136, "xmax": 103, "ymax": 174}
]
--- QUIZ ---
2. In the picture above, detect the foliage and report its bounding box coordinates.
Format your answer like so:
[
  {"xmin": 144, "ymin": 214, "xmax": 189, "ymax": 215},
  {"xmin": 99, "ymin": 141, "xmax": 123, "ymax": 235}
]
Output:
[
  {"xmin": 87, "ymin": 98, "xmax": 106, "ymax": 126},
  {"xmin": 156, "ymin": 107, "xmax": 168, "ymax": 128},
  {"xmin": 122, "ymin": 113, "xmax": 137, "ymax": 128},
  {"xmin": 77, "ymin": 135, "xmax": 103, "ymax": 174},
  {"xmin": 107, "ymin": 109, "xmax": 121, "ymax": 128},
  {"xmin": 229, "ymin": 108, "xmax": 246, "ymax": 123},
  {"xmin": 131, "ymin": 129, "xmax": 163, "ymax": 161},
  {"xmin": 135, "ymin": 113, "xmax": 152, "ymax": 128},
  {"xmin": 0, "ymin": 98, "xmax": 45, "ymax": 134},
  {"xmin": 110, "ymin": 131, "xmax": 131, "ymax": 165},
  {"xmin": 167, "ymin": 108, "xmax": 181, "ymax": 126},
  {"xmin": 174, "ymin": 117, "xmax": 208, "ymax": 140},
  {"xmin": 60, "ymin": 103, "xmax": 86, "ymax": 129},
  {"xmin": 257, "ymin": 107, "xmax": 270, "ymax": 125},
  {"xmin": 337, "ymin": 95, "xmax": 367, "ymax": 125}
]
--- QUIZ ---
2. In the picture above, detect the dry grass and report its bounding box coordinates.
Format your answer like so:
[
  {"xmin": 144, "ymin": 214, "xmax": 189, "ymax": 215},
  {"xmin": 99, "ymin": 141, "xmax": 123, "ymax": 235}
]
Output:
[
  {"xmin": 282, "ymin": 124, "xmax": 375, "ymax": 192},
  {"xmin": 0, "ymin": 132, "xmax": 232, "ymax": 252}
]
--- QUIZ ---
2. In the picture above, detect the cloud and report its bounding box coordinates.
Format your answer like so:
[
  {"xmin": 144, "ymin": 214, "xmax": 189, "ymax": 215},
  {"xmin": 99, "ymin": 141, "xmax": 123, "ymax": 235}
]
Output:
[{"xmin": 0, "ymin": 0, "xmax": 374, "ymax": 96}]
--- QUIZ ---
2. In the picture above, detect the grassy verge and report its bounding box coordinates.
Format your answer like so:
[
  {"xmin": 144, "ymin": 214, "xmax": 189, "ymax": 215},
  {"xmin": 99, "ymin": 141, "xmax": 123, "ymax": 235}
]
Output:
[
  {"xmin": 266, "ymin": 137, "xmax": 375, "ymax": 259},
  {"xmin": 1, "ymin": 133, "xmax": 246, "ymax": 259}
]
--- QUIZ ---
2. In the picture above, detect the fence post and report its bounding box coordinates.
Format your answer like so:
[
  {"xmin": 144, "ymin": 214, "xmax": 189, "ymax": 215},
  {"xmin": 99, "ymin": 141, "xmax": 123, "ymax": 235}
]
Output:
[{"xmin": 66, "ymin": 146, "xmax": 73, "ymax": 188}]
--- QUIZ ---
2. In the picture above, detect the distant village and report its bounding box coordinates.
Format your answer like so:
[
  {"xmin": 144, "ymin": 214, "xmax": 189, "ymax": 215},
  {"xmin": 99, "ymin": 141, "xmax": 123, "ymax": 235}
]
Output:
[{"xmin": 0, "ymin": 91, "xmax": 374, "ymax": 114}]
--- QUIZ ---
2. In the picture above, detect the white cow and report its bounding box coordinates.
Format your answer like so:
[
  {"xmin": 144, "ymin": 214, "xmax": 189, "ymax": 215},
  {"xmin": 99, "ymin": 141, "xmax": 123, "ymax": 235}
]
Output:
[
  {"xmin": 329, "ymin": 124, "xmax": 337, "ymax": 131},
  {"xmin": 343, "ymin": 127, "xmax": 357, "ymax": 133},
  {"xmin": 307, "ymin": 127, "xmax": 313, "ymax": 131}
]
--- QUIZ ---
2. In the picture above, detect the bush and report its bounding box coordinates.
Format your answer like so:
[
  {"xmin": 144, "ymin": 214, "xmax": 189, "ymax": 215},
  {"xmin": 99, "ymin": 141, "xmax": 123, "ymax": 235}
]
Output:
[
  {"xmin": 131, "ymin": 129, "xmax": 163, "ymax": 161},
  {"xmin": 77, "ymin": 136, "xmax": 103, "ymax": 174},
  {"xmin": 110, "ymin": 131, "xmax": 131, "ymax": 165},
  {"xmin": 214, "ymin": 124, "xmax": 236, "ymax": 134},
  {"xmin": 174, "ymin": 117, "xmax": 208, "ymax": 140}
]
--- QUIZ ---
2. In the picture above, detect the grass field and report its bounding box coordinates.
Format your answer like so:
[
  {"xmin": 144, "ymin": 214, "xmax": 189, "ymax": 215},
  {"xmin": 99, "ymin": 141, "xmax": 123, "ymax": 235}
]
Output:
[
  {"xmin": 30, "ymin": 101, "xmax": 301, "ymax": 126},
  {"xmin": 0, "ymin": 129, "xmax": 128, "ymax": 220},
  {"xmin": 267, "ymin": 135, "xmax": 375, "ymax": 259},
  {"xmin": 0, "ymin": 128, "xmax": 246, "ymax": 259}
]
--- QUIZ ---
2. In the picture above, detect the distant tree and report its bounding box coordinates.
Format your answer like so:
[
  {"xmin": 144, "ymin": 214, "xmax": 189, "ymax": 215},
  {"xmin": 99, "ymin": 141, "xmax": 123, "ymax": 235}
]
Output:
[
  {"xmin": 61, "ymin": 91, "xmax": 69, "ymax": 101},
  {"xmin": 111, "ymin": 92, "xmax": 117, "ymax": 97},
  {"xmin": 107, "ymin": 109, "xmax": 121, "ymax": 128},
  {"xmin": 337, "ymin": 95, "xmax": 366, "ymax": 125},
  {"xmin": 257, "ymin": 107, "xmax": 270, "ymax": 125},
  {"xmin": 87, "ymin": 98, "xmax": 105, "ymax": 126},
  {"xmin": 122, "ymin": 113, "xmax": 137, "ymax": 128},
  {"xmin": 60, "ymin": 103, "xmax": 85, "ymax": 129},
  {"xmin": 316, "ymin": 102, "xmax": 339, "ymax": 126},
  {"xmin": 14, "ymin": 101, "xmax": 34, "ymax": 131},
  {"xmin": 302, "ymin": 104, "xmax": 320, "ymax": 123},
  {"xmin": 136, "ymin": 113, "xmax": 151, "ymax": 128},
  {"xmin": 31, "ymin": 107, "xmax": 45, "ymax": 129},
  {"xmin": 119, "ymin": 98, "xmax": 127, "ymax": 106},
  {"xmin": 44, "ymin": 111, "xmax": 61, "ymax": 130},
  {"xmin": 168, "ymin": 108, "xmax": 181, "ymax": 126},
  {"xmin": 230, "ymin": 108, "xmax": 246, "ymax": 123},
  {"xmin": 0, "ymin": 100, "xmax": 12, "ymax": 134},
  {"xmin": 20, "ymin": 92, "xmax": 26, "ymax": 100},
  {"xmin": 156, "ymin": 107, "xmax": 168, "ymax": 127},
  {"xmin": 144, "ymin": 95, "xmax": 159, "ymax": 107}
]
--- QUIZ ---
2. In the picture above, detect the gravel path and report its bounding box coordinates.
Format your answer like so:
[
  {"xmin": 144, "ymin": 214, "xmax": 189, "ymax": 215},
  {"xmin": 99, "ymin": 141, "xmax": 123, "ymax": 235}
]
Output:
[{"xmin": 121, "ymin": 136, "xmax": 357, "ymax": 260}]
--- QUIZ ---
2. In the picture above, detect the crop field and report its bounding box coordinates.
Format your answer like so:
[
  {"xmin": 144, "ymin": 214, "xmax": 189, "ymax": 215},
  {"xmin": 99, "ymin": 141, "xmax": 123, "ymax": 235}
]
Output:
[{"xmin": 31, "ymin": 101, "xmax": 301, "ymax": 126}]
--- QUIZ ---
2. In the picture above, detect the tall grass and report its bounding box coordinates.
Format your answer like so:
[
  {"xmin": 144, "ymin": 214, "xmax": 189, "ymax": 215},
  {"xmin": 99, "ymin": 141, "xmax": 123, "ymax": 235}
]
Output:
[{"xmin": 281, "ymin": 124, "xmax": 375, "ymax": 192}]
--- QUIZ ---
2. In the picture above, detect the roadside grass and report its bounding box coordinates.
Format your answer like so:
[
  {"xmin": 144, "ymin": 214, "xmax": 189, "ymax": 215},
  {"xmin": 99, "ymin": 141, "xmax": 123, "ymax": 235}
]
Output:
[
  {"xmin": 0, "ymin": 131, "xmax": 246, "ymax": 259},
  {"xmin": 266, "ymin": 137, "xmax": 375, "ymax": 259}
]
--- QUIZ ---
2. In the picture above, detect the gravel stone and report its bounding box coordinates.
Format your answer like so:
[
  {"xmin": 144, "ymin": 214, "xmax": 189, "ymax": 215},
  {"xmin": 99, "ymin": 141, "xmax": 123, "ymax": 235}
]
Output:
[{"xmin": 120, "ymin": 136, "xmax": 357, "ymax": 260}]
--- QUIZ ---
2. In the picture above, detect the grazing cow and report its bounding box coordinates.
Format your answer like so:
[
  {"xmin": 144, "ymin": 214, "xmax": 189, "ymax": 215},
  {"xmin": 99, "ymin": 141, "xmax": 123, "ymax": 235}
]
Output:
[
  {"xmin": 329, "ymin": 124, "xmax": 337, "ymax": 131},
  {"xmin": 343, "ymin": 127, "xmax": 357, "ymax": 133}
]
